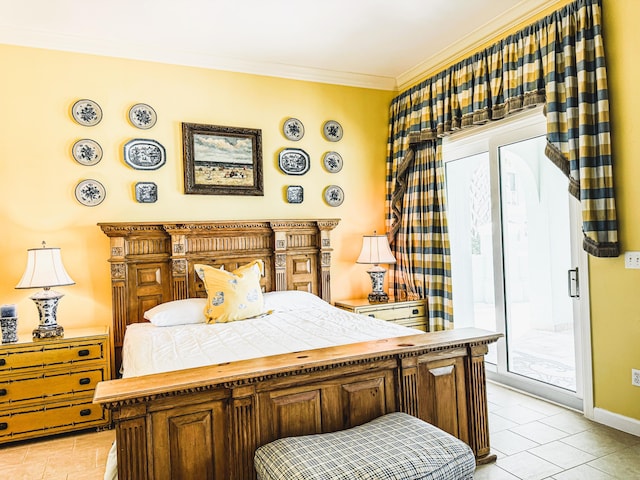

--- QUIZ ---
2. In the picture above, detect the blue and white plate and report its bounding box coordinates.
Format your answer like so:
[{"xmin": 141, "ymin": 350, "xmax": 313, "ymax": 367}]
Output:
[
  {"xmin": 124, "ymin": 139, "xmax": 166, "ymax": 170},
  {"xmin": 72, "ymin": 139, "xmax": 103, "ymax": 166},
  {"xmin": 72, "ymin": 99, "xmax": 102, "ymax": 126},
  {"xmin": 323, "ymin": 151, "xmax": 343, "ymax": 173},
  {"xmin": 323, "ymin": 185, "xmax": 344, "ymax": 206},
  {"xmin": 322, "ymin": 120, "xmax": 343, "ymax": 142},
  {"xmin": 283, "ymin": 118, "xmax": 304, "ymax": 141},
  {"xmin": 129, "ymin": 103, "xmax": 157, "ymax": 129},
  {"xmin": 75, "ymin": 179, "xmax": 106, "ymax": 206}
]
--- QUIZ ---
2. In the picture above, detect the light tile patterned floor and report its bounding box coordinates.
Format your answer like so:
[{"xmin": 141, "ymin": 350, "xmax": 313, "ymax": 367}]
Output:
[
  {"xmin": 0, "ymin": 428, "xmax": 115, "ymax": 480},
  {"xmin": 0, "ymin": 382, "xmax": 638, "ymax": 479},
  {"xmin": 476, "ymin": 382, "xmax": 640, "ymax": 479}
]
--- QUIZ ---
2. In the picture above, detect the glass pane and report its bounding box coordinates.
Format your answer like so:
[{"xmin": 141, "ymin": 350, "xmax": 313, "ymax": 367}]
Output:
[
  {"xmin": 446, "ymin": 152, "xmax": 497, "ymax": 364},
  {"xmin": 499, "ymin": 136, "xmax": 576, "ymax": 391}
]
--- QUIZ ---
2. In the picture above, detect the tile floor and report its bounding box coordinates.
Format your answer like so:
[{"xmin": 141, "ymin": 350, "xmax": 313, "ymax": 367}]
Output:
[
  {"xmin": 0, "ymin": 382, "xmax": 638, "ymax": 479},
  {"xmin": 476, "ymin": 382, "xmax": 640, "ymax": 479},
  {"xmin": 0, "ymin": 427, "xmax": 114, "ymax": 480}
]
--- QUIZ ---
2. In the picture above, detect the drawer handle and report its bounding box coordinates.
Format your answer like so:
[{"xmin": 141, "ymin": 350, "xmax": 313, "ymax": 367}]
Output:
[
  {"xmin": 77, "ymin": 349, "xmax": 90, "ymax": 357},
  {"xmin": 412, "ymin": 309, "xmax": 419, "ymax": 315},
  {"xmin": 80, "ymin": 409, "xmax": 92, "ymax": 417},
  {"xmin": 0, "ymin": 359, "xmax": 5, "ymax": 366},
  {"xmin": 79, "ymin": 378, "xmax": 91, "ymax": 386},
  {"xmin": 0, "ymin": 389, "xmax": 6, "ymax": 396},
  {"xmin": 0, "ymin": 422, "xmax": 7, "ymax": 430},
  {"xmin": 368, "ymin": 314, "xmax": 375, "ymax": 318}
]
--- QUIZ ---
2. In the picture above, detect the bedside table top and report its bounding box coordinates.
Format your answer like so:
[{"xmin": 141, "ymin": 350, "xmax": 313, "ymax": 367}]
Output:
[
  {"xmin": 334, "ymin": 298, "xmax": 426, "ymax": 309},
  {"xmin": 1, "ymin": 325, "xmax": 109, "ymax": 347}
]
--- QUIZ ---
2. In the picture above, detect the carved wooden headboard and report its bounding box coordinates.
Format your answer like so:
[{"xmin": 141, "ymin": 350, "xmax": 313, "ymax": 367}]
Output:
[{"xmin": 99, "ymin": 219, "xmax": 339, "ymax": 374}]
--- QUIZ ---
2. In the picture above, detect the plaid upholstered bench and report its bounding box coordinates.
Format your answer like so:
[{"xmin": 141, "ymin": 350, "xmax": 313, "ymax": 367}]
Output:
[{"xmin": 254, "ymin": 412, "xmax": 476, "ymax": 480}]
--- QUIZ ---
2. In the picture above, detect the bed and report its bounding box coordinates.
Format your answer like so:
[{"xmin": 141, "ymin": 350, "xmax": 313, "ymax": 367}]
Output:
[{"xmin": 94, "ymin": 219, "xmax": 500, "ymax": 480}]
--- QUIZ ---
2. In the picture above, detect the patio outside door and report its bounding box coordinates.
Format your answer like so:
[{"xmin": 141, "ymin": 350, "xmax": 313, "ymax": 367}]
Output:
[{"xmin": 443, "ymin": 111, "xmax": 587, "ymax": 410}]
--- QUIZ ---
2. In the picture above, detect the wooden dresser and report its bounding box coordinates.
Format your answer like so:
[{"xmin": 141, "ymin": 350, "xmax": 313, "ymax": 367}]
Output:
[
  {"xmin": 334, "ymin": 298, "xmax": 429, "ymax": 331},
  {"xmin": 0, "ymin": 326, "xmax": 111, "ymax": 444}
]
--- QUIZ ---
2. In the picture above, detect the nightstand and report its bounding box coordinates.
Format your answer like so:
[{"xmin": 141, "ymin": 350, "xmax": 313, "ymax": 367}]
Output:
[
  {"xmin": 0, "ymin": 326, "xmax": 111, "ymax": 444},
  {"xmin": 334, "ymin": 298, "xmax": 428, "ymax": 332}
]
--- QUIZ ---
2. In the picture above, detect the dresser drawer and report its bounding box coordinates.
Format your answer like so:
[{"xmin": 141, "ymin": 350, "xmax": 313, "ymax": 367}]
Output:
[
  {"xmin": 359, "ymin": 303, "xmax": 426, "ymax": 321},
  {"xmin": 0, "ymin": 367, "xmax": 107, "ymax": 405},
  {"xmin": 0, "ymin": 398, "xmax": 108, "ymax": 441},
  {"xmin": 393, "ymin": 318, "xmax": 428, "ymax": 332},
  {"xmin": 0, "ymin": 342, "xmax": 106, "ymax": 373}
]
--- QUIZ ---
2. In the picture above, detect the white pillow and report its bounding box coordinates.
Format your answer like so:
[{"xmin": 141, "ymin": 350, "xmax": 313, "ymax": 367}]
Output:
[
  {"xmin": 144, "ymin": 298, "xmax": 207, "ymax": 326},
  {"xmin": 263, "ymin": 290, "xmax": 328, "ymax": 312}
]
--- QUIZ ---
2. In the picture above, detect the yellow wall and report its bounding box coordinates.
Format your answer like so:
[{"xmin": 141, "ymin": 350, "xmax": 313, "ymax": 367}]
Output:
[
  {"xmin": 0, "ymin": 45, "xmax": 394, "ymax": 335},
  {"xmin": 592, "ymin": 0, "xmax": 640, "ymax": 421}
]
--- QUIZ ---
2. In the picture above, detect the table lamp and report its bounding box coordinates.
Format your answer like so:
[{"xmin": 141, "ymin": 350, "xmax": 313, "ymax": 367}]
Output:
[
  {"xmin": 16, "ymin": 242, "xmax": 75, "ymax": 338},
  {"xmin": 356, "ymin": 231, "xmax": 396, "ymax": 303}
]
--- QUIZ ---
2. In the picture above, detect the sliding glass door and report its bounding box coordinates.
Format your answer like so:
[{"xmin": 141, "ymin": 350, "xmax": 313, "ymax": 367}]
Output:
[{"xmin": 443, "ymin": 111, "xmax": 587, "ymax": 409}]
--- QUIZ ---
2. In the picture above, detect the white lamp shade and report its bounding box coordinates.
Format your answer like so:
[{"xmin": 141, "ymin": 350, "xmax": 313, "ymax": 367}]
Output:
[
  {"xmin": 16, "ymin": 247, "xmax": 75, "ymax": 289},
  {"xmin": 356, "ymin": 234, "xmax": 396, "ymax": 265}
]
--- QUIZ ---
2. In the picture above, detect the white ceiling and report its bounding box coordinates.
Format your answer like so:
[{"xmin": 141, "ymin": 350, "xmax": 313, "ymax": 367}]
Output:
[{"xmin": 0, "ymin": 0, "xmax": 558, "ymax": 90}]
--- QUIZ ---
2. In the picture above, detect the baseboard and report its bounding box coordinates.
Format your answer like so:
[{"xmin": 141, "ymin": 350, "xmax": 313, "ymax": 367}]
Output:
[{"xmin": 593, "ymin": 407, "xmax": 640, "ymax": 437}]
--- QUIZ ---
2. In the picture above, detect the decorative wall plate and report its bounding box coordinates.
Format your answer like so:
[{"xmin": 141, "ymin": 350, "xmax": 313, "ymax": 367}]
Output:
[
  {"xmin": 71, "ymin": 99, "xmax": 102, "ymax": 126},
  {"xmin": 129, "ymin": 103, "xmax": 157, "ymax": 129},
  {"xmin": 135, "ymin": 182, "xmax": 158, "ymax": 203},
  {"xmin": 278, "ymin": 148, "xmax": 310, "ymax": 175},
  {"xmin": 75, "ymin": 179, "xmax": 106, "ymax": 206},
  {"xmin": 286, "ymin": 185, "xmax": 304, "ymax": 204},
  {"xmin": 323, "ymin": 151, "xmax": 343, "ymax": 173},
  {"xmin": 283, "ymin": 118, "xmax": 304, "ymax": 141},
  {"xmin": 72, "ymin": 139, "xmax": 103, "ymax": 166},
  {"xmin": 124, "ymin": 139, "xmax": 166, "ymax": 170},
  {"xmin": 324, "ymin": 185, "xmax": 344, "ymax": 206},
  {"xmin": 322, "ymin": 120, "xmax": 343, "ymax": 142}
]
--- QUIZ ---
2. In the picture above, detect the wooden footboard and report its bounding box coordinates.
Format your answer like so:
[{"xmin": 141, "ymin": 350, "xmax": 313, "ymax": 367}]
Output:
[{"xmin": 94, "ymin": 328, "xmax": 500, "ymax": 480}]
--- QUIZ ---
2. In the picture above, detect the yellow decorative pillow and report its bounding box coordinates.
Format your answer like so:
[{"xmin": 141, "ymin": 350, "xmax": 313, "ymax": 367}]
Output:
[{"xmin": 194, "ymin": 260, "xmax": 265, "ymax": 323}]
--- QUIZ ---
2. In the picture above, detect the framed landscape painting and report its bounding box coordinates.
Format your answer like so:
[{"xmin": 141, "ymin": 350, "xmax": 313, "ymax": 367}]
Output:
[{"xmin": 182, "ymin": 122, "xmax": 263, "ymax": 196}]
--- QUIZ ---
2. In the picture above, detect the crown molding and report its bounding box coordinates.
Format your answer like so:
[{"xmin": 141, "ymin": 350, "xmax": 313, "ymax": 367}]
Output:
[
  {"xmin": 395, "ymin": 0, "xmax": 565, "ymax": 91},
  {"xmin": 0, "ymin": 26, "xmax": 398, "ymax": 91},
  {"xmin": 0, "ymin": 0, "xmax": 565, "ymax": 93}
]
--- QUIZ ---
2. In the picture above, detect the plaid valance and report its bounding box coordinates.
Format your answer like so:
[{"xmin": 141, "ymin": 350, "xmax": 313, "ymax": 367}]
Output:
[{"xmin": 387, "ymin": 0, "xmax": 618, "ymax": 258}]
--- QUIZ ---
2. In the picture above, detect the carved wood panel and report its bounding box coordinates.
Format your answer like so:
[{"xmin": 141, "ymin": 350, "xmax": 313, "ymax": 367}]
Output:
[
  {"xmin": 417, "ymin": 354, "xmax": 469, "ymax": 442},
  {"xmin": 263, "ymin": 389, "xmax": 322, "ymax": 440},
  {"xmin": 130, "ymin": 263, "xmax": 171, "ymax": 325},
  {"xmin": 340, "ymin": 376, "xmax": 390, "ymax": 428},
  {"xmin": 151, "ymin": 400, "xmax": 227, "ymax": 480},
  {"xmin": 286, "ymin": 253, "xmax": 317, "ymax": 295},
  {"xmin": 167, "ymin": 412, "xmax": 214, "ymax": 479}
]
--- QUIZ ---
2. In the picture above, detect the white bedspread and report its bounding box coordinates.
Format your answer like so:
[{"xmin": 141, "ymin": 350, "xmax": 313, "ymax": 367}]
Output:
[{"xmin": 121, "ymin": 290, "xmax": 419, "ymax": 378}]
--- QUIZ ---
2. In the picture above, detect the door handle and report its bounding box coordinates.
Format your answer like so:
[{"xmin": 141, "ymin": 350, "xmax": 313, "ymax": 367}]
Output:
[{"xmin": 568, "ymin": 267, "xmax": 579, "ymax": 298}]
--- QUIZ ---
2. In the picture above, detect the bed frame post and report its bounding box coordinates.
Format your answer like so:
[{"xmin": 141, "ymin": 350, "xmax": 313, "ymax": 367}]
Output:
[
  {"xmin": 399, "ymin": 356, "xmax": 419, "ymax": 417},
  {"xmin": 114, "ymin": 405, "xmax": 151, "ymax": 480},
  {"xmin": 169, "ymin": 231, "xmax": 189, "ymax": 300},
  {"xmin": 465, "ymin": 343, "xmax": 497, "ymax": 464},
  {"xmin": 317, "ymin": 219, "xmax": 338, "ymax": 303},
  {"xmin": 272, "ymin": 228, "xmax": 288, "ymax": 292},
  {"xmin": 108, "ymin": 236, "xmax": 128, "ymax": 360},
  {"xmin": 230, "ymin": 385, "xmax": 259, "ymax": 480}
]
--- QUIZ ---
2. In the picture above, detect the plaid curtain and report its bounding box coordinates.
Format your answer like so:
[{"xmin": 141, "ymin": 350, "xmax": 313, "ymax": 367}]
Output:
[
  {"xmin": 386, "ymin": 0, "xmax": 618, "ymax": 327},
  {"xmin": 388, "ymin": 141, "xmax": 453, "ymax": 331}
]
